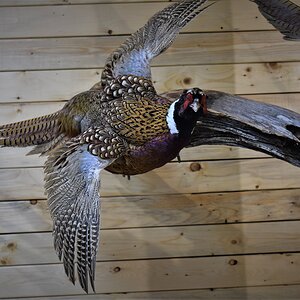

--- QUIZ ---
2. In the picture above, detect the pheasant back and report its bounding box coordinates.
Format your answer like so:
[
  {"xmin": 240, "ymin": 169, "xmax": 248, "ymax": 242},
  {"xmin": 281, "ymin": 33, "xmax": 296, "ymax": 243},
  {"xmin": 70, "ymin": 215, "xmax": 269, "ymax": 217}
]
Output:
[{"xmin": 102, "ymin": 97, "xmax": 170, "ymax": 145}]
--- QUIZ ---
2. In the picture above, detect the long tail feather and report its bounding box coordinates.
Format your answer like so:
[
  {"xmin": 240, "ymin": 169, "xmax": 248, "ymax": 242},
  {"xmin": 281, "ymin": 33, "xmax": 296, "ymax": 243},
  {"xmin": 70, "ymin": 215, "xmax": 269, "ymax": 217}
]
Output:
[{"xmin": 0, "ymin": 112, "xmax": 61, "ymax": 148}]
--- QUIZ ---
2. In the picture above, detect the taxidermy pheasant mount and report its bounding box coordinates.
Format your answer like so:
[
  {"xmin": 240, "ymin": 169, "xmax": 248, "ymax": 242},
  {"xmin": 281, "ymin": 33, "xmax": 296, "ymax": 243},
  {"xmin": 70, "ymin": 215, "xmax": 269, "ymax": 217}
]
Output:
[{"xmin": 1, "ymin": 0, "xmax": 300, "ymax": 294}]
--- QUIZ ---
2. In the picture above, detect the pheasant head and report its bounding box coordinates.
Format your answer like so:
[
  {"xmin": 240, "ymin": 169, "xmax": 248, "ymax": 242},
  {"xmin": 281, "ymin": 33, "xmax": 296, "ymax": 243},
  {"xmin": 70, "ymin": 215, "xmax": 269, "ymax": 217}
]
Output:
[{"xmin": 167, "ymin": 88, "xmax": 207, "ymax": 136}]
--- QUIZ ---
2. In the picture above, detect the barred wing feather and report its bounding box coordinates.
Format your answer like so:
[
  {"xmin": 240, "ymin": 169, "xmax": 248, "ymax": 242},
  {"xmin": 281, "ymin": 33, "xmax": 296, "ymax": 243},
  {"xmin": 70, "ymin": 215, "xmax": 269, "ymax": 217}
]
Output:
[{"xmin": 44, "ymin": 141, "xmax": 113, "ymax": 293}]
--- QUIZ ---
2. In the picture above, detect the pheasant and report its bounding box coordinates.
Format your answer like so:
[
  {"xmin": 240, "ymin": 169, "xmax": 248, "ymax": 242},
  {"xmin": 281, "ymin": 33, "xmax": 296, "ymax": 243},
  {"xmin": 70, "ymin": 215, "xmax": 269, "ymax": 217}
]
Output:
[
  {"xmin": 2, "ymin": 0, "xmax": 300, "ymax": 294},
  {"xmin": 0, "ymin": 0, "xmax": 211, "ymax": 293},
  {"xmin": 251, "ymin": 0, "xmax": 300, "ymax": 40}
]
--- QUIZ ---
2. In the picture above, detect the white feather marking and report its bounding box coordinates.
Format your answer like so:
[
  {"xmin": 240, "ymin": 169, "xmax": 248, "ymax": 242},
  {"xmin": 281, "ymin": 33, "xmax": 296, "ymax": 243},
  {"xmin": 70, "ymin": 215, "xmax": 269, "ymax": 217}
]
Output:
[{"xmin": 166, "ymin": 100, "xmax": 179, "ymax": 134}]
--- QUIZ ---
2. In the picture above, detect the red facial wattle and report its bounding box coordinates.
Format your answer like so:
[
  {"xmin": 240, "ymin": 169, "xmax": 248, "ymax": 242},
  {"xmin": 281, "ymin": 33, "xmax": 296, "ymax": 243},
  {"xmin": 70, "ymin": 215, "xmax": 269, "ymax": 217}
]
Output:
[{"xmin": 183, "ymin": 93, "xmax": 194, "ymax": 110}]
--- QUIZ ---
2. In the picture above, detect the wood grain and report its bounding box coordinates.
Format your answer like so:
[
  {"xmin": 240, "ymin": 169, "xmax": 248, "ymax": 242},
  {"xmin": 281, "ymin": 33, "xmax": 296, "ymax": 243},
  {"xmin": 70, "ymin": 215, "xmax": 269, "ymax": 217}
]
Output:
[
  {"xmin": 1, "ymin": 188, "xmax": 300, "ymax": 233},
  {"xmin": 1, "ymin": 31, "xmax": 299, "ymax": 71},
  {"xmin": 0, "ymin": 63, "xmax": 299, "ymax": 103},
  {"xmin": 0, "ymin": 1, "xmax": 274, "ymax": 39},
  {"xmin": 0, "ymin": 158, "xmax": 300, "ymax": 200},
  {"xmin": 0, "ymin": 253, "xmax": 300, "ymax": 297},
  {"xmin": 2, "ymin": 285, "xmax": 300, "ymax": 300},
  {"xmin": 1, "ymin": 221, "xmax": 300, "ymax": 266}
]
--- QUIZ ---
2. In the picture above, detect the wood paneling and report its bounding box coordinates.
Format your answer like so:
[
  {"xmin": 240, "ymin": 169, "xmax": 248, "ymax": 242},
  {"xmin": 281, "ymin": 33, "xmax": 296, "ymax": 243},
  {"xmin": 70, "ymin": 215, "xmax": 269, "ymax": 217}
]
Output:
[
  {"xmin": 1, "ymin": 0, "xmax": 300, "ymax": 298},
  {"xmin": 3, "ymin": 285, "xmax": 300, "ymax": 300},
  {"xmin": 1, "ymin": 32, "xmax": 299, "ymax": 71},
  {"xmin": 1, "ymin": 188, "xmax": 300, "ymax": 233},
  {"xmin": 2, "ymin": 221, "xmax": 300, "ymax": 266},
  {"xmin": 1, "ymin": 254, "xmax": 300, "ymax": 298},
  {"xmin": 0, "ymin": 158, "xmax": 299, "ymax": 200},
  {"xmin": 0, "ymin": 63, "xmax": 299, "ymax": 103},
  {"xmin": 0, "ymin": 1, "xmax": 274, "ymax": 39}
]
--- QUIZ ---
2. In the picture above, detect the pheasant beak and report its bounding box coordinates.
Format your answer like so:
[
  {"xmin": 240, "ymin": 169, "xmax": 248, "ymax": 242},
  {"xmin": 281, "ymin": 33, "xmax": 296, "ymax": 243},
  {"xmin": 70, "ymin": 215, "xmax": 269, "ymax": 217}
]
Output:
[{"xmin": 189, "ymin": 98, "xmax": 201, "ymax": 112}]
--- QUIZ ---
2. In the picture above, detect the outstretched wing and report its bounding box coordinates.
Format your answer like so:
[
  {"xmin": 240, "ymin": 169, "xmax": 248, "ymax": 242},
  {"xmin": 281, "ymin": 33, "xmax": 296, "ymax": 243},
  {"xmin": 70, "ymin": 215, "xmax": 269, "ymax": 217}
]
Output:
[
  {"xmin": 44, "ymin": 139, "xmax": 114, "ymax": 293},
  {"xmin": 251, "ymin": 0, "xmax": 300, "ymax": 41},
  {"xmin": 101, "ymin": 0, "xmax": 213, "ymax": 87}
]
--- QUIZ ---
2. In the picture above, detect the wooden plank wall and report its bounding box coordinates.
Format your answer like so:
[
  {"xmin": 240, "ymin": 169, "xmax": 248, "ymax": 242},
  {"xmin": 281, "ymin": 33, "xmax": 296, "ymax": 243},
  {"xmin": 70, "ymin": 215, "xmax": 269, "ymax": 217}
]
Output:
[{"xmin": 0, "ymin": 0, "xmax": 300, "ymax": 299}]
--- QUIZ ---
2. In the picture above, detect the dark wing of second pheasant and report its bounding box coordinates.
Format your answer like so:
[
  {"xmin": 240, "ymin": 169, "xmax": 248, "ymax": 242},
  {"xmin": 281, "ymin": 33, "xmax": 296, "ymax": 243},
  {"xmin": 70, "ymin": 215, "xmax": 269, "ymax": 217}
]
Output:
[{"xmin": 251, "ymin": 0, "xmax": 300, "ymax": 40}]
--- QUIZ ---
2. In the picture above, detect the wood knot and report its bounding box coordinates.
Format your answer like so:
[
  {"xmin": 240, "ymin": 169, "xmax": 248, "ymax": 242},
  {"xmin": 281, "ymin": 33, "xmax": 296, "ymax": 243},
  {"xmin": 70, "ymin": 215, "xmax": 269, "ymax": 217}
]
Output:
[
  {"xmin": 190, "ymin": 162, "xmax": 201, "ymax": 172},
  {"xmin": 7, "ymin": 242, "xmax": 17, "ymax": 252},
  {"xmin": 269, "ymin": 62, "xmax": 278, "ymax": 68},
  {"xmin": 266, "ymin": 62, "xmax": 281, "ymax": 70},
  {"xmin": 231, "ymin": 239, "xmax": 238, "ymax": 245},
  {"xmin": 107, "ymin": 29, "xmax": 113, "ymax": 35},
  {"xmin": 0, "ymin": 257, "xmax": 11, "ymax": 265},
  {"xmin": 30, "ymin": 200, "xmax": 38, "ymax": 205},
  {"xmin": 183, "ymin": 77, "xmax": 192, "ymax": 85},
  {"xmin": 228, "ymin": 259, "xmax": 238, "ymax": 265}
]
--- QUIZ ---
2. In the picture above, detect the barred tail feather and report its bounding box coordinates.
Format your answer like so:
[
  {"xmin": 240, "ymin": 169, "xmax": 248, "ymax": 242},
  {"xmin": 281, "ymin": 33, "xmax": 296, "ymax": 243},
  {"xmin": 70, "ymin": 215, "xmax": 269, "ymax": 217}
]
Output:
[
  {"xmin": 0, "ymin": 112, "xmax": 61, "ymax": 149},
  {"xmin": 251, "ymin": 0, "xmax": 300, "ymax": 40}
]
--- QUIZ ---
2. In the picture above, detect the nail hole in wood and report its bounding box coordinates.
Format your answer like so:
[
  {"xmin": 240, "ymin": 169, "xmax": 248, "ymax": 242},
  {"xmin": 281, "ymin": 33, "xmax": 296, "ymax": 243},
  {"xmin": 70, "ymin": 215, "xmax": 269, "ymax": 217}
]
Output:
[{"xmin": 113, "ymin": 266, "xmax": 121, "ymax": 273}]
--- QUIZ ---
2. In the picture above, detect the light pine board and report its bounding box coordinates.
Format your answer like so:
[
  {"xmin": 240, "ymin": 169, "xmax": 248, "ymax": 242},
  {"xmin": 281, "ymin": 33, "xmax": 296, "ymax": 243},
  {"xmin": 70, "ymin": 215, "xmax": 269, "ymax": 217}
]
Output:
[
  {"xmin": 0, "ymin": 254, "xmax": 300, "ymax": 298},
  {"xmin": 0, "ymin": 158, "xmax": 300, "ymax": 200},
  {"xmin": 2, "ymin": 285, "xmax": 300, "ymax": 300},
  {"xmin": 0, "ymin": 63, "xmax": 299, "ymax": 103},
  {"xmin": 1, "ymin": 32, "xmax": 300, "ymax": 71},
  {"xmin": 1, "ymin": 188, "xmax": 300, "ymax": 233},
  {"xmin": 1, "ymin": 221, "xmax": 300, "ymax": 266},
  {"xmin": 0, "ymin": 1, "xmax": 275, "ymax": 39}
]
